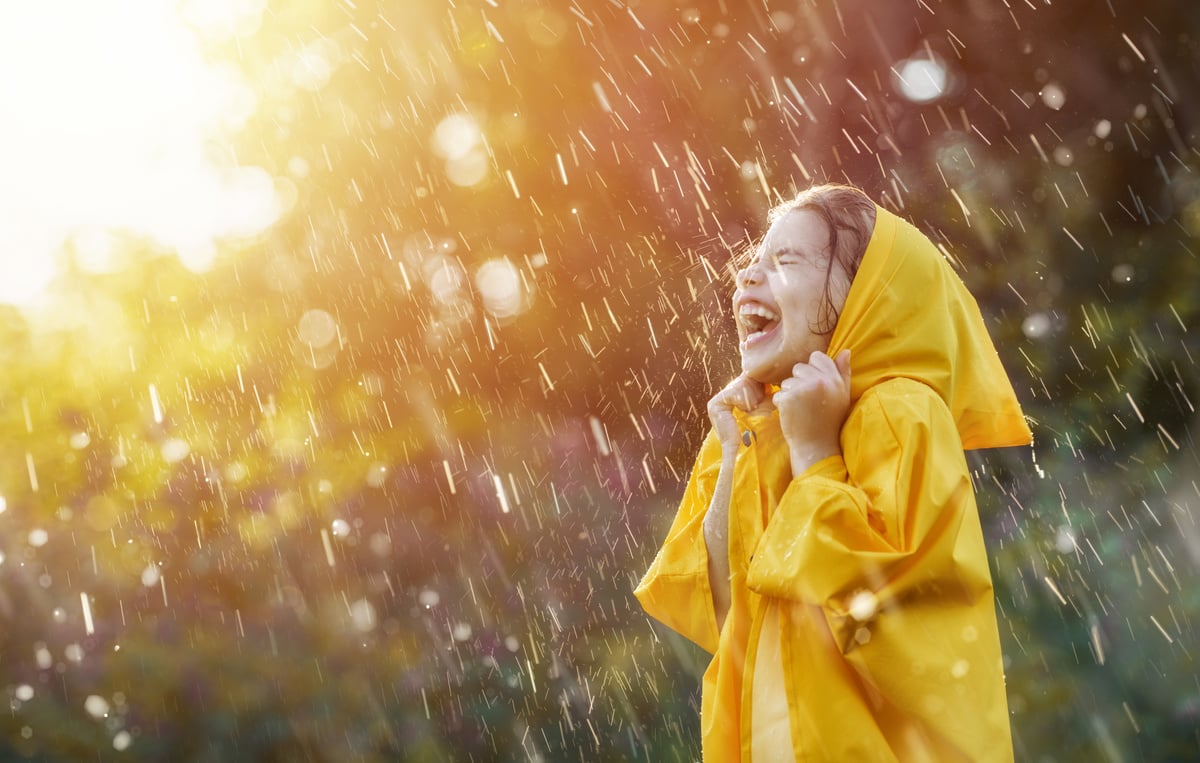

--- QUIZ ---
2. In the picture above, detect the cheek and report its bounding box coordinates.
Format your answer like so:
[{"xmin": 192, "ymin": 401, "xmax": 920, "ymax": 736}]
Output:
[{"xmin": 783, "ymin": 286, "xmax": 826, "ymax": 329}]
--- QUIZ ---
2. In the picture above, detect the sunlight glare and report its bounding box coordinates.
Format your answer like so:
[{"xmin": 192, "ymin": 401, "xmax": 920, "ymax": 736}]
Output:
[{"xmin": 0, "ymin": 0, "xmax": 278, "ymax": 305}]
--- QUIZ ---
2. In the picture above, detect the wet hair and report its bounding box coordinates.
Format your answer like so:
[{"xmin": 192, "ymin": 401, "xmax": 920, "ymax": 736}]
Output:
[{"xmin": 741, "ymin": 183, "xmax": 877, "ymax": 335}]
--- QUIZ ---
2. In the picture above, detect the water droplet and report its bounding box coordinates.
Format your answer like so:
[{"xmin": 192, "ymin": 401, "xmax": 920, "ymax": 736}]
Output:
[{"xmin": 847, "ymin": 590, "xmax": 878, "ymax": 622}]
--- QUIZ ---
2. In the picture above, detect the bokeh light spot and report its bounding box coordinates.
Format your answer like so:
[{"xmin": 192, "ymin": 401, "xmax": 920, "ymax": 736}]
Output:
[
  {"xmin": 298, "ymin": 309, "xmax": 339, "ymax": 347},
  {"xmin": 1041, "ymin": 82, "xmax": 1066, "ymax": 110},
  {"xmin": 434, "ymin": 114, "xmax": 483, "ymax": 160},
  {"xmin": 894, "ymin": 58, "xmax": 948, "ymax": 103},
  {"xmin": 475, "ymin": 257, "xmax": 525, "ymax": 318}
]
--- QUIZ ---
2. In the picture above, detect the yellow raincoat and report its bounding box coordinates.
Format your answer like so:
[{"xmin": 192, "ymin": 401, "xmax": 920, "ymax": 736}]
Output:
[{"xmin": 635, "ymin": 206, "xmax": 1032, "ymax": 761}]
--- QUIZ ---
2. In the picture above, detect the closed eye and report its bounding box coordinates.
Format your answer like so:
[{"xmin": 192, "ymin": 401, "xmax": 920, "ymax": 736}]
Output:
[{"xmin": 768, "ymin": 248, "xmax": 806, "ymax": 266}]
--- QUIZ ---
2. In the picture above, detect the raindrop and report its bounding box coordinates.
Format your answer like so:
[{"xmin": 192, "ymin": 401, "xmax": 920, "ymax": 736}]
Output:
[
  {"xmin": 35, "ymin": 644, "xmax": 52, "ymax": 670},
  {"xmin": 64, "ymin": 644, "xmax": 84, "ymax": 662},
  {"xmin": 1094, "ymin": 119, "xmax": 1112, "ymax": 139},
  {"xmin": 452, "ymin": 622, "xmax": 473, "ymax": 642},
  {"xmin": 14, "ymin": 685, "xmax": 33, "ymax": 701},
  {"xmin": 330, "ymin": 518, "xmax": 351, "ymax": 538},
  {"xmin": 69, "ymin": 431, "xmax": 91, "ymax": 449},
  {"xmin": 419, "ymin": 589, "xmax": 440, "ymax": 608},
  {"xmin": 28, "ymin": 528, "xmax": 48, "ymax": 547},
  {"xmin": 0, "ymin": 495, "xmax": 6, "ymax": 514},
  {"xmin": 113, "ymin": 730, "xmax": 132, "ymax": 751},
  {"xmin": 847, "ymin": 590, "xmax": 878, "ymax": 622}
]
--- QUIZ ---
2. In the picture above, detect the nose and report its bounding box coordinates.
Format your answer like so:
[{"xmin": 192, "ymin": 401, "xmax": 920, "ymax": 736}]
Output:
[{"xmin": 735, "ymin": 260, "xmax": 762, "ymax": 289}]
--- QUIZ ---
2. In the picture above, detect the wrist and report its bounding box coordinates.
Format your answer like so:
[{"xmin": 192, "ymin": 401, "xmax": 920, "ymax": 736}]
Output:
[
  {"xmin": 717, "ymin": 438, "xmax": 742, "ymax": 461},
  {"xmin": 788, "ymin": 442, "xmax": 839, "ymax": 479}
]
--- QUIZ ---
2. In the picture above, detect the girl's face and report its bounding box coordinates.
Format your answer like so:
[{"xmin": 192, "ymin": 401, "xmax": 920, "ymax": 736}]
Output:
[{"xmin": 733, "ymin": 208, "xmax": 850, "ymax": 384}]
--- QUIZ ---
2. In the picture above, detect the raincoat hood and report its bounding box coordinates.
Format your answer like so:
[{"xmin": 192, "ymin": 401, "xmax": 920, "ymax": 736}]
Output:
[{"xmin": 826, "ymin": 205, "xmax": 1032, "ymax": 450}]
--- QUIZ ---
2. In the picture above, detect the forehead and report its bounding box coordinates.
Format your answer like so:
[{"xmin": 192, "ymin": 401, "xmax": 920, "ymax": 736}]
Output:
[{"xmin": 756, "ymin": 207, "xmax": 831, "ymax": 260}]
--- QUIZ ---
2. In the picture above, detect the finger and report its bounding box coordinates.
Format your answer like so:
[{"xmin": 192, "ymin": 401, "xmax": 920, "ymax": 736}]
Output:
[
  {"xmin": 733, "ymin": 377, "xmax": 765, "ymax": 409},
  {"xmin": 713, "ymin": 377, "xmax": 762, "ymax": 412},
  {"xmin": 791, "ymin": 360, "xmax": 814, "ymax": 378},
  {"xmin": 808, "ymin": 350, "xmax": 839, "ymax": 378},
  {"xmin": 835, "ymin": 349, "xmax": 851, "ymax": 376}
]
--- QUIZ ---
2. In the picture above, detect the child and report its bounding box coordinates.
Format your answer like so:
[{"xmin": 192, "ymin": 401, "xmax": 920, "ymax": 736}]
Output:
[{"xmin": 635, "ymin": 184, "xmax": 1031, "ymax": 761}]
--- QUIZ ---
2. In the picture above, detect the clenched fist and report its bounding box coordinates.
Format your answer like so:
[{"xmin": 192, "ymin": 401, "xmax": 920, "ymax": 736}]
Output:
[
  {"xmin": 773, "ymin": 349, "xmax": 851, "ymax": 477},
  {"xmin": 707, "ymin": 374, "xmax": 775, "ymax": 452}
]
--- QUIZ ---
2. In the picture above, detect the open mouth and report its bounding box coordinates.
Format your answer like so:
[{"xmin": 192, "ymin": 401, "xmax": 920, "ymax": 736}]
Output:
[{"xmin": 739, "ymin": 303, "xmax": 781, "ymax": 346}]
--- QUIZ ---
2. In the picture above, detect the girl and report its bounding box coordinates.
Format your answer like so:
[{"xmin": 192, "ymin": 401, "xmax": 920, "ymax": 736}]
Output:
[{"xmin": 636, "ymin": 184, "xmax": 1031, "ymax": 761}]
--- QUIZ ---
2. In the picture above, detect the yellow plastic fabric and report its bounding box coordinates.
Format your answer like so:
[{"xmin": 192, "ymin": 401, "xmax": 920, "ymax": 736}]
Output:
[{"xmin": 635, "ymin": 206, "xmax": 1032, "ymax": 761}]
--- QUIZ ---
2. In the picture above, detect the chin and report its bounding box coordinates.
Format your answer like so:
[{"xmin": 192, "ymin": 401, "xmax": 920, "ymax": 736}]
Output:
[{"xmin": 740, "ymin": 357, "xmax": 787, "ymax": 385}]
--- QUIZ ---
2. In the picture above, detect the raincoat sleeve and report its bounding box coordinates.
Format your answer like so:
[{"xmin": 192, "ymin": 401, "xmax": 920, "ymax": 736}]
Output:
[
  {"xmin": 633, "ymin": 430, "xmax": 723, "ymax": 654},
  {"xmin": 745, "ymin": 378, "xmax": 996, "ymax": 652}
]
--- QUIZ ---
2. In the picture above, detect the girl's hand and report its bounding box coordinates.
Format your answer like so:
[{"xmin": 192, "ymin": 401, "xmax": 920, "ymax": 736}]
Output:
[
  {"xmin": 707, "ymin": 375, "xmax": 775, "ymax": 452},
  {"xmin": 774, "ymin": 349, "xmax": 852, "ymax": 477}
]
